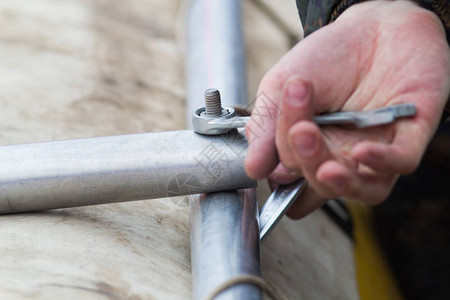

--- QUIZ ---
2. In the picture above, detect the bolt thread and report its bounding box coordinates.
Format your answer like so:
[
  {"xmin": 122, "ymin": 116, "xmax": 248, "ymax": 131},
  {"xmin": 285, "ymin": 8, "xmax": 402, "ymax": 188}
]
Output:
[{"xmin": 204, "ymin": 89, "xmax": 222, "ymax": 117}]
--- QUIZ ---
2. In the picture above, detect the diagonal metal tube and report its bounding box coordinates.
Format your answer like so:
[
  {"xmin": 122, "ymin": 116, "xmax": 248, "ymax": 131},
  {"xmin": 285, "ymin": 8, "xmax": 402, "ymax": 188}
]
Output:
[
  {"xmin": 186, "ymin": 0, "xmax": 262, "ymax": 299},
  {"xmin": 0, "ymin": 130, "xmax": 255, "ymax": 214}
]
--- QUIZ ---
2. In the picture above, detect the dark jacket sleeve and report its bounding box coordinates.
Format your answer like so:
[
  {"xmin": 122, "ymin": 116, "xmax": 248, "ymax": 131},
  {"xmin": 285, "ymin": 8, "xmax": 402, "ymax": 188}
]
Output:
[
  {"xmin": 296, "ymin": 0, "xmax": 449, "ymax": 43},
  {"xmin": 296, "ymin": 0, "xmax": 341, "ymax": 37}
]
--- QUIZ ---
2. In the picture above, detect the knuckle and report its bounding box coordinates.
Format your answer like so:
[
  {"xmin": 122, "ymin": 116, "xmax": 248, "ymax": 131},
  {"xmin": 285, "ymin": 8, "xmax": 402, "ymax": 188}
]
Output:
[
  {"xmin": 359, "ymin": 179, "xmax": 394, "ymax": 205},
  {"xmin": 400, "ymin": 155, "xmax": 421, "ymax": 174},
  {"xmin": 259, "ymin": 71, "xmax": 283, "ymax": 91},
  {"xmin": 275, "ymin": 137, "xmax": 300, "ymax": 172},
  {"xmin": 392, "ymin": 145, "xmax": 422, "ymax": 174},
  {"xmin": 268, "ymin": 168, "xmax": 301, "ymax": 185},
  {"xmin": 278, "ymin": 155, "xmax": 300, "ymax": 173}
]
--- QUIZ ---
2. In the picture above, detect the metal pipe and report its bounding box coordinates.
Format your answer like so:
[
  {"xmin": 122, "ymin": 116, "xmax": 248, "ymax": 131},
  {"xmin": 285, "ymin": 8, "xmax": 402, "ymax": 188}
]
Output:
[
  {"xmin": 190, "ymin": 189, "xmax": 261, "ymax": 300},
  {"xmin": 186, "ymin": 1, "xmax": 262, "ymax": 300},
  {"xmin": 0, "ymin": 130, "xmax": 255, "ymax": 214},
  {"xmin": 186, "ymin": 0, "xmax": 248, "ymax": 125}
]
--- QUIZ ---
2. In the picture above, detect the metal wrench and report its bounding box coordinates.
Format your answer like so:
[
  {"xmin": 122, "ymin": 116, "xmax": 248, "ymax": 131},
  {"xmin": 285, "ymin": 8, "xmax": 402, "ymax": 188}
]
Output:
[{"xmin": 207, "ymin": 103, "xmax": 417, "ymax": 131}]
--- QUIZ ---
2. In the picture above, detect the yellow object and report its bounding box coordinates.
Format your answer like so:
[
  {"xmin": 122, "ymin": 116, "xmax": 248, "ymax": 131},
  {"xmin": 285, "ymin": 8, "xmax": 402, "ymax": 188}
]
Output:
[{"xmin": 346, "ymin": 201, "xmax": 404, "ymax": 300}]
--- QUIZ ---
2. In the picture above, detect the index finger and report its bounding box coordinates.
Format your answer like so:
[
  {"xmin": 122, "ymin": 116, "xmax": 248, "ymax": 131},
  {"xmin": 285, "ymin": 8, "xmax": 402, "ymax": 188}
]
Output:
[{"xmin": 245, "ymin": 76, "xmax": 283, "ymax": 179}]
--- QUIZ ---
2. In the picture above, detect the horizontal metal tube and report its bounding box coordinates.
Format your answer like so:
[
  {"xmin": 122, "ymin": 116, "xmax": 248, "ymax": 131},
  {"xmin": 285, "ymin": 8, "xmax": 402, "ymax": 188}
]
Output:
[
  {"xmin": 0, "ymin": 130, "xmax": 254, "ymax": 214},
  {"xmin": 190, "ymin": 189, "xmax": 261, "ymax": 300}
]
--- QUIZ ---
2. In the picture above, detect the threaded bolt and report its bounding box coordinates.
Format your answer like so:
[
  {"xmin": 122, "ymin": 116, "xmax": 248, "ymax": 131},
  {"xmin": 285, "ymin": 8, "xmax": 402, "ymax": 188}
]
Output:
[{"xmin": 204, "ymin": 88, "xmax": 222, "ymax": 117}]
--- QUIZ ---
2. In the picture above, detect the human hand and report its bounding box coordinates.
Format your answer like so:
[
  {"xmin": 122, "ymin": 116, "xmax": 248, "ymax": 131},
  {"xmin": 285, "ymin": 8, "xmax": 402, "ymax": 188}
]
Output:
[{"xmin": 245, "ymin": 0, "xmax": 450, "ymax": 219}]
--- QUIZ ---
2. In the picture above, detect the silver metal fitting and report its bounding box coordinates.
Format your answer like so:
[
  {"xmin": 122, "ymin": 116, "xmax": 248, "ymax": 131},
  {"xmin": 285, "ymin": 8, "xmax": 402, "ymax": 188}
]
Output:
[
  {"xmin": 192, "ymin": 106, "xmax": 236, "ymax": 135},
  {"xmin": 192, "ymin": 88, "xmax": 237, "ymax": 135}
]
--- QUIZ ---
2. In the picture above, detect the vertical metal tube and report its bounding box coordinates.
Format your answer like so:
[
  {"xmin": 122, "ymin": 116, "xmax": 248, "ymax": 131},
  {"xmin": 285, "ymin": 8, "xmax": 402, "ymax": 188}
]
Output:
[
  {"xmin": 190, "ymin": 190, "xmax": 261, "ymax": 299},
  {"xmin": 186, "ymin": 0, "xmax": 248, "ymax": 126},
  {"xmin": 186, "ymin": 0, "xmax": 262, "ymax": 299}
]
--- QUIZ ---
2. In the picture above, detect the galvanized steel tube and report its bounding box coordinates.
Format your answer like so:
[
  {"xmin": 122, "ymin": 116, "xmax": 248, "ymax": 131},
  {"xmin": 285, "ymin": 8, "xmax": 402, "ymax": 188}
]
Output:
[
  {"xmin": 185, "ymin": 0, "xmax": 248, "ymax": 125},
  {"xmin": 0, "ymin": 130, "xmax": 254, "ymax": 214},
  {"xmin": 186, "ymin": 1, "xmax": 262, "ymax": 299},
  {"xmin": 190, "ymin": 189, "xmax": 261, "ymax": 300}
]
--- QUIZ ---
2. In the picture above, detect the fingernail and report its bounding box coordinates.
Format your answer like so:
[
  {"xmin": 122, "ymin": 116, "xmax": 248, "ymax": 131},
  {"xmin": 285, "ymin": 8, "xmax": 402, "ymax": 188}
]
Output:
[
  {"xmin": 285, "ymin": 80, "xmax": 307, "ymax": 107},
  {"xmin": 293, "ymin": 132, "xmax": 316, "ymax": 157},
  {"xmin": 278, "ymin": 163, "xmax": 297, "ymax": 175}
]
